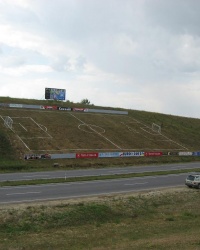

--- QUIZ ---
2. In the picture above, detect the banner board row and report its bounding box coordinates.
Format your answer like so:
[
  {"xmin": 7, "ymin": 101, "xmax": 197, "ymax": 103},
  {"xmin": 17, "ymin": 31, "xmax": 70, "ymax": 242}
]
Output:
[
  {"xmin": 24, "ymin": 151, "xmax": 200, "ymax": 160},
  {"xmin": 0, "ymin": 103, "xmax": 128, "ymax": 115}
]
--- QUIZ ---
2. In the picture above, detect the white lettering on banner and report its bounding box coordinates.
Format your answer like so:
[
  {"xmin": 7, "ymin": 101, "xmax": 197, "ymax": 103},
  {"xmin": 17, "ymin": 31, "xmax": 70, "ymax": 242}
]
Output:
[
  {"xmin": 76, "ymin": 153, "xmax": 98, "ymax": 158},
  {"xmin": 99, "ymin": 152, "xmax": 120, "ymax": 158},
  {"xmin": 120, "ymin": 152, "xmax": 144, "ymax": 157},
  {"xmin": 58, "ymin": 107, "xmax": 71, "ymax": 111}
]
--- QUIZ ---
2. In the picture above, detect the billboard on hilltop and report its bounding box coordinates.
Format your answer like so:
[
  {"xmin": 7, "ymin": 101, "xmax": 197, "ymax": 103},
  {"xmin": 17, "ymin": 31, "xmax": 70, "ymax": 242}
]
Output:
[{"xmin": 45, "ymin": 88, "xmax": 66, "ymax": 100}]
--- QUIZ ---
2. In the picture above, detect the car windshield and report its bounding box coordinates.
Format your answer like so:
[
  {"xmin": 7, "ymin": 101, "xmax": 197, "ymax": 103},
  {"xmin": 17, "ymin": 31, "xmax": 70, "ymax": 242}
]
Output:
[{"xmin": 187, "ymin": 175, "xmax": 195, "ymax": 181}]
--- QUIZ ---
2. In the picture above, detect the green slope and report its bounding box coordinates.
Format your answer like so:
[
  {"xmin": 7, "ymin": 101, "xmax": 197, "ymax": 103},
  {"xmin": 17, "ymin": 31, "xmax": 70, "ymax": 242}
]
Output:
[{"xmin": 0, "ymin": 96, "xmax": 200, "ymax": 170}]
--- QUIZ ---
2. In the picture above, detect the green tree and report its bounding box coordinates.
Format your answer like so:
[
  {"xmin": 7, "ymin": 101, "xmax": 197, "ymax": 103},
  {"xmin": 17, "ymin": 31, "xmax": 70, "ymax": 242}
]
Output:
[{"xmin": 80, "ymin": 98, "xmax": 91, "ymax": 105}]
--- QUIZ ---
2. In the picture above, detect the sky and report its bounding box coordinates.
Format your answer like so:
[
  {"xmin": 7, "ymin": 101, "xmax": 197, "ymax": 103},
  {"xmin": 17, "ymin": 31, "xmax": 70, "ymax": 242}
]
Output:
[{"xmin": 0, "ymin": 0, "xmax": 200, "ymax": 118}]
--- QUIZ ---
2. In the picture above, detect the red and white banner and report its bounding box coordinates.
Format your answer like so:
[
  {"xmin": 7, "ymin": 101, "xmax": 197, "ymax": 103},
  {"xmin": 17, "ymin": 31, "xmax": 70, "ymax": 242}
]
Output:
[
  {"xmin": 144, "ymin": 152, "xmax": 163, "ymax": 157},
  {"xmin": 76, "ymin": 152, "xmax": 99, "ymax": 158},
  {"xmin": 42, "ymin": 105, "xmax": 57, "ymax": 110},
  {"xmin": 73, "ymin": 108, "xmax": 86, "ymax": 112}
]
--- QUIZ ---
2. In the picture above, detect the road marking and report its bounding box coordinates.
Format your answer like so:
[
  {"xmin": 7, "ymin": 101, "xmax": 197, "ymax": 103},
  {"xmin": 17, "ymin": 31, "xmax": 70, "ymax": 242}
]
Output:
[
  {"xmin": 0, "ymin": 185, "xmax": 184, "ymax": 205},
  {"xmin": 124, "ymin": 182, "xmax": 148, "ymax": 186},
  {"xmin": 6, "ymin": 191, "xmax": 41, "ymax": 196},
  {"xmin": 23, "ymin": 175, "xmax": 50, "ymax": 178},
  {"xmin": 108, "ymin": 170, "xmax": 129, "ymax": 173}
]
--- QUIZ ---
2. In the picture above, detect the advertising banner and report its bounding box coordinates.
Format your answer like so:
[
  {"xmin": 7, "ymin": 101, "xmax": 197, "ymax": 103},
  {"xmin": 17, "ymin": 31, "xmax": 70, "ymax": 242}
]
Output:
[
  {"xmin": 144, "ymin": 152, "xmax": 163, "ymax": 157},
  {"xmin": 24, "ymin": 153, "xmax": 51, "ymax": 160},
  {"xmin": 192, "ymin": 152, "xmax": 200, "ymax": 156},
  {"xmin": 119, "ymin": 152, "xmax": 144, "ymax": 157},
  {"xmin": 42, "ymin": 105, "xmax": 57, "ymax": 110},
  {"xmin": 57, "ymin": 107, "xmax": 72, "ymax": 111},
  {"xmin": 73, "ymin": 108, "xmax": 86, "ymax": 112},
  {"xmin": 9, "ymin": 104, "xmax": 23, "ymax": 108},
  {"xmin": 162, "ymin": 151, "xmax": 179, "ymax": 156},
  {"xmin": 23, "ymin": 104, "xmax": 42, "ymax": 109},
  {"xmin": 87, "ymin": 109, "xmax": 128, "ymax": 115},
  {"xmin": 0, "ymin": 103, "xmax": 9, "ymax": 107},
  {"xmin": 99, "ymin": 152, "xmax": 121, "ymax": 158},
  {"xmin": 178, "ymin": 152, "xmax": 193, "ymax": 156},
  {"xmin": 51, "ymin": 153, "xmax": 76, "ymax": 159},
  {"xmin": 76, "ymin": 152, "xmax": 99, "ymax": 158}
]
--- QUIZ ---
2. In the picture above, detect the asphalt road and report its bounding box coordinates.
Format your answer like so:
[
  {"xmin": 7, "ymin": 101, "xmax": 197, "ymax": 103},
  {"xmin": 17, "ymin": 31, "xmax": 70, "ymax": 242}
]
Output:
[
  {"xmin": 0, "ymin": 162, "xmax": 199, "ymax": 182},
  {"xmin": 0, "ymin": 173, "xmax": 190, "ymax": 204}
]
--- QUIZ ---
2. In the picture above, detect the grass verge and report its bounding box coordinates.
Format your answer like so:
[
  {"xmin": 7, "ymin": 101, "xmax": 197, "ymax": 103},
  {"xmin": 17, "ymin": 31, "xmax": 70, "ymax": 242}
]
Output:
[{"xmin": 0, "ymin": 188, "xmax": 200, "ymax": 249}]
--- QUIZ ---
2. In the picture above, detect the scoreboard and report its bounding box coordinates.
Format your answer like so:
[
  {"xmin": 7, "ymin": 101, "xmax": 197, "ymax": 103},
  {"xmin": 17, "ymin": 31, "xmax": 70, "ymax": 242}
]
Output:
[{"xmin": 45, "ymin": 88, "xmax": 66, "ymax": 100}]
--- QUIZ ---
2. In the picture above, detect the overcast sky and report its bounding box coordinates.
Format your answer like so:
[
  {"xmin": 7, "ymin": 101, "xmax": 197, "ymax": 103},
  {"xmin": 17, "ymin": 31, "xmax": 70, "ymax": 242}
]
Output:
[{"xmin": 0, "ymin": 0, "xmax": 200, "ymax": 118}]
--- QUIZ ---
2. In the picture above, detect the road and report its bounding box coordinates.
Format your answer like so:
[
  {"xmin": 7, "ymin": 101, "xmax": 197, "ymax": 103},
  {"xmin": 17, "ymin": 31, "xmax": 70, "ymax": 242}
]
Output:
[
  {"xmin": 0, "ymin": 162, "xmax": 199, "ymax": 182},
  {"xmin": 0, "ymin": 173, "xmax": 189, "ymax": 204}
]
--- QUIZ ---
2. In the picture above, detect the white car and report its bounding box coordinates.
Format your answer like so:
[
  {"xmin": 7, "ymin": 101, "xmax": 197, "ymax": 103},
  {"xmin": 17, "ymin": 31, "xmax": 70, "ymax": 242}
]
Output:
[{"xmin": 185, "ymin": 174, "xmax": 200, "ymax": 189}]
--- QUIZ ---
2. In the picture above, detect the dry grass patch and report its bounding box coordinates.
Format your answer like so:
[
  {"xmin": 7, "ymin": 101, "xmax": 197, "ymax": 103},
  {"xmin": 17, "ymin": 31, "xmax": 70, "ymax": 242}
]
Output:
[{"xmin": 0, "ymin": 188, "xmax": 200, "ymax": 249}]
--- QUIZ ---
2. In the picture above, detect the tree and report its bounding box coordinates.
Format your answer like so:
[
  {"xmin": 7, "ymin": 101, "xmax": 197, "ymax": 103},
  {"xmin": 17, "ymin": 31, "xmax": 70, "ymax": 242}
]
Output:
[{"xmin": 80, "ymin": 98, "xmax": 90, "ymax": 105}]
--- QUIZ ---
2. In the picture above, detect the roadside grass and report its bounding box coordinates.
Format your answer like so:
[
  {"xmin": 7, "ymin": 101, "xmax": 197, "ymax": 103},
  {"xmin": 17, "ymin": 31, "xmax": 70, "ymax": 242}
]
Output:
[
  {"xmin": 0, "ymin": 156, "xmax": 200, "ymax": 173},
  {"xmin": 1, "ymin": 167, "xmax": 200, "ymax": 187},
  {"xmin": 0, "ymin": 188, "xmax": 200, "ymax": 249}
]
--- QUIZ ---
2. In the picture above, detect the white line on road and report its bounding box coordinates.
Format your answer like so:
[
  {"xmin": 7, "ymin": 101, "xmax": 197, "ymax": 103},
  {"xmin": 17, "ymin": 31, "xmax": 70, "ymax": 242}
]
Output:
[
  {"xmin": 108, "ymin": 170, "xmax": 129, "ymax": 173},
  {"xmin": 124, "ymin": 182, "xmax": 148, "ymax": 186},
  {"xmin": 6, "ymin": 192, "xmax": 41, "ymax": 196},
  {"xmin": 0, "ymin": 185, "xmax": 184, "ymax": 205},
  {"xmin": 23, "ymin": 175, "xmax": 50, "ymax": 178}
]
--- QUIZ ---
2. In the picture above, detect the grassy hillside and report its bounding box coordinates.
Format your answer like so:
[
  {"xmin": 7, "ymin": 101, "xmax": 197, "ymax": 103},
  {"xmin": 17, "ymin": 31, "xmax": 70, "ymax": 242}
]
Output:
[
  {"xmin": 0, "ymin": 96, "xmax": 200, "ymax": 170},
  {"xmin": 1, "ymin": 188, "xmax": 200, "ymax": 250}
]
